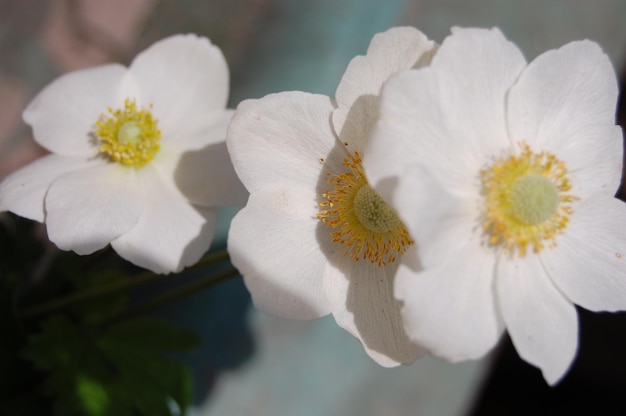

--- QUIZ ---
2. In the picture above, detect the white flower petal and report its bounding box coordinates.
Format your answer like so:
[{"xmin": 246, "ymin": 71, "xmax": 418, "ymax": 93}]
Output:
[
  {"xmin": 396, "ymin": 243, "xmax": 503, "ymax": 362},
  {"xmin": 333, "ymin": 27, "xmax": 435, "ymax": 148},
  {"xmin": 0, "ymin": 155, "xmax": 98, "ymax": 222},
  {"xmin": 497, "ymin": 255, "xmax": 578, "ymax": 385},
  {"xmin": 367, "ymin": 27, "xmax": 526, "ymax": 193},
  {"xmin": 129, "ymin": 34, "xmax": 229, "ymax": 137},
  {"xmin": 155, "ymin": 140, "xmax": 247, "ymax": 208},
  {"xmin": 326, "ymin": 251, "xmax": 424, "ymax": 366},
  {"xmin": 111, "ymin": 166, "xmax": 217, "ymax": 274},
  {"xmin": 335, "ymin": 27, "xmax": 434, "ymax": 110},
  {"xmin": 228, "ymin": 186, "xmax": 332, "ymax": 319},
  {"xmin": 23, "ymin": 64, "xmax": 127, "ymax": 157},
  {"xmin": 507, "ymin": 40, "xmax": 622, "ymax": 198},
  {"xmin": 390, "ymin": 164, "xmax": 477, "ymax": 268},
  {"xmin": 45, "ymin": 164, "xmax": 142, "ymax": 255},
  {"xmin": 227, "ymin": 91, "xmax": 343, "ymax": 194},
  {"xmin": 163, "ymin": 110, "xmax": 235, "ymax": 153},
  {"xmin": 570, "ymin": 125, "xmax": 624, "ymax": 199},
  {"xmin": 541, "ymin": 195, "xmax": 626, "ymax": 312},
  {"xmin": 154, "ymin": 110, "xmax": 247, "ymax": 207}
]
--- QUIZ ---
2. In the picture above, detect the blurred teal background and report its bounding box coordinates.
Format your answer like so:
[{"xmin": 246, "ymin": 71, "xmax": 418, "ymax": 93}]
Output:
[{"xmin": 2, "ymin": 1, "xmax": 626, "ymax": 415}]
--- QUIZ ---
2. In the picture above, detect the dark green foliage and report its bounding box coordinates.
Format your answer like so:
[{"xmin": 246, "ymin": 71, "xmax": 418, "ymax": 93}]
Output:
[
  {"xmin": 0, "ymin": 214, "xmax": 202, "ymax": 416},
  {"xmin": 20, "ymin": 315, "xmax": 199, "ymax": 416}
]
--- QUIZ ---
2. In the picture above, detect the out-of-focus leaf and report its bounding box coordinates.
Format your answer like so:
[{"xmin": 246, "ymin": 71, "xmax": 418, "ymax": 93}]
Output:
[
  {"xmin": 103, "ymin": 318, "xmax": 201, "ymax": 352},
  {"xmin": 0, "ymin": 214, "xmax": 45, "ymax": 283},
  {"xmin": 20, "ymin": 315, "xmax": 199, "ymax": 416},
  {"xmin": 74, "ymin": 271, "xmax": 130, "ymax": 325},
  {"xmin": 20, "ymin": 315, "xmax": 85, "ymax": 369}
]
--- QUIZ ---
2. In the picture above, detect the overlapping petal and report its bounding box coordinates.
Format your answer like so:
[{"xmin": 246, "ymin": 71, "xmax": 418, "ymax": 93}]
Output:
[
  {"xmin": 226, "ymin": 29, "xmax": 439, "ymax": 364},
  {"xmin": 228, "ymin": 186, "xmax": 332, "ymax": 319},
  {"xmin": 367, "ymin": 27, "xmax": 526, "ymax": 195},
  {"xmin": 0, "ymin": 154, "xmax": 98, "ymax": 222},
  {"xmin": 44, "ymin": 163, "xmax": 142, "ymax": 255},
  {"xmin": 389, "ymin": 164, "xmax": 476, "ymax": 267},
  {"xmin": 111, "ymin": 166, "xmax": 217, "ymax": 274},
  {"xmin": 497, "ymin": 255, "xmax": 578, "ymax": 385},
  {"xmin": 333, "ymin": 27, "xmax": 435, "ymax": 149},
  {"xmin": 395, "ymin": 243, "xmax": 503, "ymax": 361},
  {"xmin": 365, "ymin": 26, "xmax": 625, "ymax": 385},
  {"xmin": 326, "ymin": 250, "xmax": 424, "ymax": 366}
]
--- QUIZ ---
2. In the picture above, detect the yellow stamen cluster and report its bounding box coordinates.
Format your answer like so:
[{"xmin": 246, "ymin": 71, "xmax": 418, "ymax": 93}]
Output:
[
  {"xmin": 317, "ymin": 150, "xmax": 413, "ymax": 266},
  {"xmin": 481, "ymin": 144, "xmax": 577, "ymax": 256},
  {"xmin": 95, "ymin": 98, "xmax": 161, "ymax": 168}
]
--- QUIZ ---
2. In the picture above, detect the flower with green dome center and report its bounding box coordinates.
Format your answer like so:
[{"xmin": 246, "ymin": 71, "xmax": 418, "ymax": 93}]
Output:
[
  {"xmin": 353, "ymin": 183, "xmax": 401, "ymax": 233},
  {"xmin": 365, "ymin": 27, "xmax": 626, "ymax": 386},
  {"xmin": 0, "ymin": 34, "xmax": 246, "ymax": 274},
  {"xmin": 509, "ymin": 174, "xmax": 559, "ymax": 225}
]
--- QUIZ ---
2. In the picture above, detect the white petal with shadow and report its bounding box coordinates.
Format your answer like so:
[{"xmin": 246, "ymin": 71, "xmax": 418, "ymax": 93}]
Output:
[
  {"xmin": 390, "ymin": 164, "xmax": 477, "ymax": 268},
  {"xmin": 162, "ymin": 110, "xmax": 235, "ymax": 152},
  {"xmin": 228, "ymin": 186, "xmax": 332, "ymax": 320},
  {"xmin": 45, "ymin": 163, "xmax": 141, "ymax": 255},
  {"xmin": 367, "ymin": 27, "xmax": 525, "ymax": 194},
  {"xmin": 396, "ymin": 243, "xmax": 503, "ymax": 362},
  {"xmin": 154, "ymin": 111, "xmax": 247, "ymax": 207},
  {"xmin": 111, "ymin": 165, "xmax": 217, "ymax": 274},
  {"xmin": 326, "ymin": 247, "xmax": 424, "ymax": 366},
  {"xmin": 333, "ymin": 27, "xmax": 435, "ymax": 149}
]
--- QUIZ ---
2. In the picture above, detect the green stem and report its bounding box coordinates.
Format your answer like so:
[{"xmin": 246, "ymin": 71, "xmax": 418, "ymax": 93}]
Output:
[
  {"xmin": 19, "ymin": 249, "xmax": 230, "ymax": 319},
  {"xmin": 107, "ymin": 266, "xmax": 240, "ymax": 324}
]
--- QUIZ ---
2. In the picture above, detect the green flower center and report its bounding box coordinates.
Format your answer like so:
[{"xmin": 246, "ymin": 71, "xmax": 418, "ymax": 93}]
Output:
[
  {"xmin": 509, "ymin": 174, "xmax": 559, "ymax": 225},
  {"xmin": 480, "ymin": 144, "xmax": 577, "ymax": 256},
  {"xmin": 353, "ymin": 184, "xmax": 400, "ymax": 233},
  {"xmin": 117, "ymin": 121, "xmax": 142, "ymax": 145},
  {"xmin": 95, "ymin": 98, "xmax": 161, "ymax": 168}
]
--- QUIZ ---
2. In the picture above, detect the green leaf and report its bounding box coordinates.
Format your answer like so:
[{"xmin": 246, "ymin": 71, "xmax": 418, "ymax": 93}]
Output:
[
  {"xmin": 20, "ymin": 315, "xmax": 85, "ymax": 370},
  {"xmin": 20, "ymin": 315, "xmax": 199, "ymax": 416}
]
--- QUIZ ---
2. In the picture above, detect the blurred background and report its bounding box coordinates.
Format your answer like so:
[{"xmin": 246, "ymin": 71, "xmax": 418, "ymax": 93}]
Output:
[{"xmin": 2, "ymin": 1, "xmax": 626, "ymax": 415}]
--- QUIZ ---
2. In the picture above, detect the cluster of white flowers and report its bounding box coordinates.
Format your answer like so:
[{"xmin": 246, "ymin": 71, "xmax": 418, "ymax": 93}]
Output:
[{"xmin": 2, "ymin": 27, "xmax": 625, "ymax": 385}]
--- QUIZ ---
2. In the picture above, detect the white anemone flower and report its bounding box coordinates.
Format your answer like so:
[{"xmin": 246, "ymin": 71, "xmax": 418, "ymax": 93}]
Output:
[
  {"xmin": 364, "ymin": 27, "xmax": 626, "ymax": 384},
  {"xmin": 0, "ymin": 34, "xmax": 246, "ymax": 274},
  {"xmin": 227, "ymin": 27, "xmax": 436, "ymax": 365}
]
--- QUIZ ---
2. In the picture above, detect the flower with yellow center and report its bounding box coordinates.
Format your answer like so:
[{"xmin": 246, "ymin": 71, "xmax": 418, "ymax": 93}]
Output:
[
  {"xmin": 0, "ymin": 34, "xmax": 246, "ymax": 273},
  {"xmin": 480, "ymin": 144, "xmax": 577, "ymax": 256},
  {"xmin": 365, "ymin": 27, "xmax": 626, "ymax": 385},
  {"xmin": 95, "ymin": 99, "xmax": 161, "ymax": 168},
  {"xmin": 318, "ymin": 150, "xmax": 413, "ymax": 266},
  {"xmin": 228, "ymin": 27, "xmax": 435, "ymax": 366}
]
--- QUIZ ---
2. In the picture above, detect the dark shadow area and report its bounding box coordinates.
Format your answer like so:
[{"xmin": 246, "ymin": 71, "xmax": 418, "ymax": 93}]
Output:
[
  {"xmin": 469, "ymin": 52, "xmax": 626, "ymax": 416},
  {"xmin": 136, "ymin": 242, "xmax": 255, "ymax": 405},
  {"xmin": 469, "ymin": 309, "xmax": 626, "ymax": 416}
]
